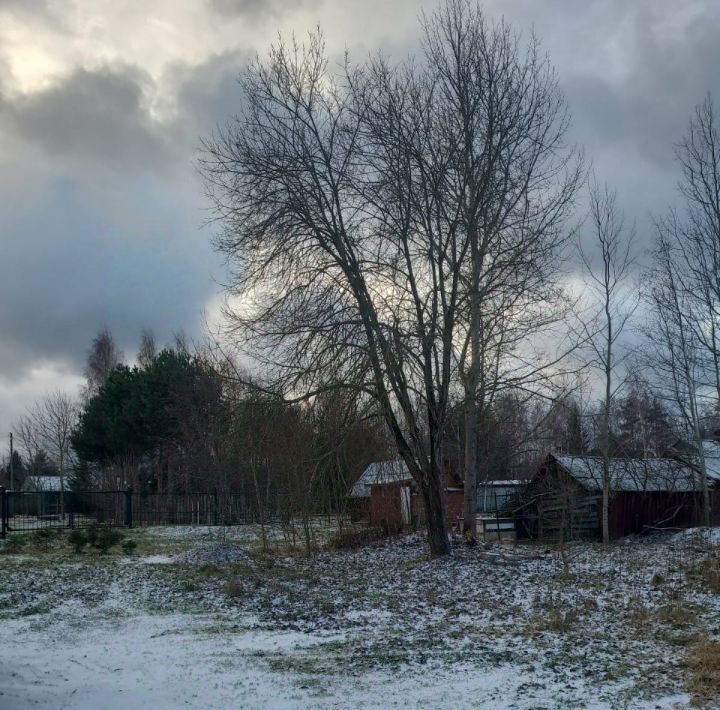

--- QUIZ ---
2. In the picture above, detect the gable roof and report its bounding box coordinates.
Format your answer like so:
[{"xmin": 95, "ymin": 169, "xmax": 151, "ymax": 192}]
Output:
[
  {"xmin": 552, "ymin": 454, "xmax": 700, "ymax": 493},
  {"xmin": 23, "ymin": 475, "xmax": 64, "ymax": 492},
  {"xmin": 349, "ymin": 460, "xmax": 412, "ymax": 498}
]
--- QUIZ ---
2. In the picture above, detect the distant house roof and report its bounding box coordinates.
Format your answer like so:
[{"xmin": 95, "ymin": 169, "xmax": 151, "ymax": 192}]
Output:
[
  {"xmin": 665, "ymin": 439, "xmax": 720, "ymax": 485},
  {"xmin": 479, "ymin": 480, "xmax": 526, "ymax": 487},
  {"xmin": 23, "ymin": 475, "xmax": 64, "ymax": 492},
  {"xmin": 552, "ymin": 454, "xmax": 700, "ymax": 493},
  {"xmin": 701, "ymin": 441, "xmax": 720, "ymax": 483},
  {"xmin": 349, "ymin": 460, "xmax": 412, "ymax": 498}
]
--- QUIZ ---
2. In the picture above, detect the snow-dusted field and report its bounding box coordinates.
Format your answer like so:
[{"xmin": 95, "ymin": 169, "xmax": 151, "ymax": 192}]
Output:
[{"xmin": 1, "ymin": 526, "xmax": 718, "ymax": 709}]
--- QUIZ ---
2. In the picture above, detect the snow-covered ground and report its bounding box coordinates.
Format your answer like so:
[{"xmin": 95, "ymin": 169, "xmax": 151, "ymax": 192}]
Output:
[{"xmin": 0, "ymin": 526, "xmax": 718, "ymax": 709}]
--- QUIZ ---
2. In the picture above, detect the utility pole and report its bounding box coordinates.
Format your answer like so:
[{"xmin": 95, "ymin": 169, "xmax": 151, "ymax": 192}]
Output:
[{"xmin": 9, "ymin": 432, "xmax": 14, "ymax": 491}]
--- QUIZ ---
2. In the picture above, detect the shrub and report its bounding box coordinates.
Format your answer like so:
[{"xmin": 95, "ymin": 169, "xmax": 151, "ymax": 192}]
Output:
[
  {"xmin": 93, "ymin": 525, "xmax": 124, "ymax": 554},
  {"xmin": 32, "ymin": 527, "xmax": 55, "ymax": 551},
  {"xmin": 329, "ymin": 526, "xmax": 388, "ymax": 550},
  {"xmin": 85, "ymin": 522, "xmax": 100, "ymax": 547},
  {"xmin": 68, "ymin": 529, "xmax": 88, "ymax": 554},
  {"xmin": 121, "ymin": 539, "xmax": 137, "ymax": 555},
  {"xmin": 222, "ymin": 579, "xmax": 244, "ymax": 598},
  {"xmin": 1, "ymin": 535, "xmax": 27, "ymax": 554}
]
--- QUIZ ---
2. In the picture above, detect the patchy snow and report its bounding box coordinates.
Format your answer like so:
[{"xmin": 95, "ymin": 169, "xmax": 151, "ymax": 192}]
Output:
[
  {"xmin": 1, "ymin": 528, "xmax": 718, "ymax": 708},
  {"xmin": 172, "ymin": 542, "xmax": 253, "ymax": 565},
  {"xmin": 0, "ymin": 610, "xmax": 693, "ymax": 710},
  {"xmin": 670, "ymin": 526, "xmax": 720, "ymax": 546}
]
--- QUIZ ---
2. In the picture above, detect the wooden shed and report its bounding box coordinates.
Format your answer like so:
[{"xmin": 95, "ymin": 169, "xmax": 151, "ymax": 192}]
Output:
[
  {"xmin": 518, "ymin": 453, "xmax": 708, "ymax": 541},
  {"xmin": 349, "ymin": 460, "xmax": 464, "ymax": 532}
]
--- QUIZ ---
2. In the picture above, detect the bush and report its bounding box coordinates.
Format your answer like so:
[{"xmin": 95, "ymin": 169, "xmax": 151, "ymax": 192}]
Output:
[
  {"xmin": 85, "ymin": 522, "xmax": 100, "ymax": 547},
  {"xmin": 329, "ymin": 526, "xmax": 388, "ymax": 550},
  {"xmin": 121, "ymin": 539, "xmax": 137, "ymax": 555},
  {"xmin": 68, "ymin": 529, "xmax": 87, "ymax": 554},
  {"xmin": 1, "ymin": 535, "xmax": 27, "ymax": 554},
  {"xmin": 32, "ymin": 527, "xmax": 55, "ymax": 551},
  {"xmin": 94, "ymin": 525, "xmax": 123, "ymax": 554}
]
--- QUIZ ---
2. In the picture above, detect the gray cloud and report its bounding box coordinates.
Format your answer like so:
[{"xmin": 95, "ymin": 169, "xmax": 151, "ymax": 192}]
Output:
[
  {"xmin": 1, "ymin": 65, "xmax": 176, "ymax": 173},
  {"xmin": 208, "ymin": 0, "xmax": 319, "ymax": 22},
  {"xmin": 0, "ymin": 60, "xmax": 233, "ymax": 388},
  {"xmin": 562, "ymin": 4, "xmax": 720, "ymax": 170},
  {"xmin": 171, "ymin": 50, "xmax": 250, "ymax": 139}
]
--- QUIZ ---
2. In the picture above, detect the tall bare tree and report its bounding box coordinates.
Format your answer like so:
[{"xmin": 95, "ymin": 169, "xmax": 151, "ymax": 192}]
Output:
[
  {"xmin": 642, "ymin": 95, "xmax": 720, "ymax": 526},
  {"xmin": 84, "ymin": 327, "xmax": 122, "ymax": 398},
  {"xmin": 137, "ymin": 329, "xmax": 157, "ymax": 369},
  {"xmin": 15, "ymin": 392, "xmax": 78, "ymax": 517},
  {"xmin": 201, "ymin": 3, "xmax": 580, "ymax": 553},
  {"xmin": 202, "ymin": 30, "xmax": 454, "ymax": 554},
  {"xmin": 646, "ymin": 229, "xmax": 712, "ymax": 525},
  {"xmin": 674, "ymin": 95, "xmax": 720, "ymax": 402},
  {"xmin": 578, "ymin": 180, "xmax": 637, "ymax": 542},
  {"xmin": 419, "ymin": 1, "xmax": 581, "ymax": 541}
]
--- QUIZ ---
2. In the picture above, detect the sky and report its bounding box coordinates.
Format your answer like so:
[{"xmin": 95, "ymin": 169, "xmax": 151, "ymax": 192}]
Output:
[{"xmin": 1, "ymin": 0, "xmax": 720, "ymax": 441}]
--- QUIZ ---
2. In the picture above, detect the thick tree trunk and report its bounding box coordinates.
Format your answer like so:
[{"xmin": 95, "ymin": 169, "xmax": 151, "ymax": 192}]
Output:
[
  {"xmin": 463, "ymin": 224, "xmax": 481, "ymax": 543},
  {"xmin": 421, "ymin": 466, "xmax": 451, "ymax": 556},
  {"xmin": 463, "ymin": 391, "xmax": 478, "ymax": 542}
]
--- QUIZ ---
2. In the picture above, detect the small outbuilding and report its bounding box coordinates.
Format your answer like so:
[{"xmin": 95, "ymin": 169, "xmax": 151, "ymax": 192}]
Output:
[
  {"xmin": 519, "ymin": 453, "xmax": 710, "ymax": 541},
  {"xmin": 349, "ymin": 460, "xmax": 464, "ymax": 532},
  {"xmin": 22, "ymin": 475, "xmax": 64, "ymax": 492}
]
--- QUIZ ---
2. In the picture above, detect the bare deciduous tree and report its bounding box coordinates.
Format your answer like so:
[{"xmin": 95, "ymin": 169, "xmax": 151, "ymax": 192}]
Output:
[
  {"xmin": 15, "ymin": 391, "xmax": 78, "ymax": 517},
  {"xmin": 201, "ymin": 30, "xmax": 458, "ymax": 554},
  {"xmin": 201, "ymin": 2, "xmax": 580, "ymax": 554},
  {"xmin": 577, "ymin": 180, "xmax": 637, "ymax": 543},
  {"xmin": 646, "ymin": 230, "xmax": 712, "ymax": 525},
  {"xmin": 642, "ymin": 95, "xmax": 720, "ymax": 527},
  {"xmin": 415, "ymin": 1, "xmax": 582, "ymax": 542},
  {"xmin": 84, "ymin": 327, "xmax": 122, "ymax": 398},
  {"xmin": 137, "ymin": 329, "xmax": 157, "ymax": 369}
]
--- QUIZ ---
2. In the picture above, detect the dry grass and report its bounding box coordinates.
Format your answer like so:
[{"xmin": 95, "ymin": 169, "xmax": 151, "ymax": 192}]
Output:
[
  {"xmin": 221, "ymin": 579, "xmax": 245, "ymax": 598},
  {"xmin": 684, "ymin": 557, "xmax": 720, "ymax": 594},
  {"xmin": 655, "ymin": 602, "xmax": 698, "ymax": 629},
  {"xmin": 682, "ymin": 637, "xmax": 720, "ymax": 705}
]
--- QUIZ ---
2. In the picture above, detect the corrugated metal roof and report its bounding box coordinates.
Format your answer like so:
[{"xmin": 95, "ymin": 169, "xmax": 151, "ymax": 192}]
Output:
[
  {"xmin": 349, "ymin": 460, "xmax": 412, "ymax": 498},
  {"xmin": 554, "ymin": 455, "xmax": 700, "ymax": 493}
]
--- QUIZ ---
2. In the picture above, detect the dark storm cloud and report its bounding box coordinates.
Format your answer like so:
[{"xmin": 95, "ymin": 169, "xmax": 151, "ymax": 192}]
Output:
[
  {"xmin": 171, "ymin": 50, "xmax": 250, "ymax": 138},
  {"xmin": 1, "ymin": 0, "xmax": 719, "ymax": 409},
  {"xmin": 0, "ymin": 65, "xmax": 175, "ymax": 173},
  {"xmin": 0, "ymin": 59, "xmax": 239, "ymax": 381},
  {"xmin": 0, "ymin": 170, "xmax": 220, "ymax": 378},
  {"xmin": 561, "ymin": 3, "xmax": 720, "ymax": 171}
]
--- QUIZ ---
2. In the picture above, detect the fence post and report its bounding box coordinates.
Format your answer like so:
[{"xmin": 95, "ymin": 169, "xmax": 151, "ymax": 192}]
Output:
[
  {"xmin": 1, "ymin": 487, "xmax": 6, "ymax": 539},
  {"xmin": 213, "ymin": 487, "xmax": 219, "ymax": 526},
  {"xmin": 125, "ymin": 487, "xmax": 133, "ymax": 528}
]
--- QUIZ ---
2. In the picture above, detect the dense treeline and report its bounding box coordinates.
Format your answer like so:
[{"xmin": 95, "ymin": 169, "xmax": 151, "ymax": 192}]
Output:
[{"xmin": 57, "ymin": 332, "xmax": 389, "ymax": 524}]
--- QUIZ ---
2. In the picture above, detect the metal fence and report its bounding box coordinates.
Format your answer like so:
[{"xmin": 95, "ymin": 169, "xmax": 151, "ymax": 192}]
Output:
[{"xmin": 0, "ymin": 487, "xmax": 259, "ymax": 537}]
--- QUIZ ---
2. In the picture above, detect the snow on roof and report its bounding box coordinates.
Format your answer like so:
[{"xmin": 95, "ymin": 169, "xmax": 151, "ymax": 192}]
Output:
[
  {"xmin": 701, "ymin": 440, "xmax": 720, "ymax": 483},
  {"xmin": 480, "ymin": 480, "xmax": 526, "ymax": 487},
  {"xmin": 349, "ymin": 460, "xmax": 412, "ymax": 498},
  {"xmin": 23, "ymin": 475, "xmax": 64, "ymax": 492},
  {"xmin": 553, "ymin": 455, "xmax": 699, "ymax": 493}
]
